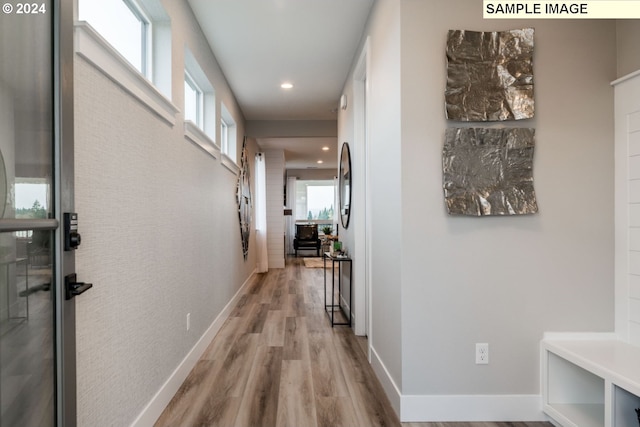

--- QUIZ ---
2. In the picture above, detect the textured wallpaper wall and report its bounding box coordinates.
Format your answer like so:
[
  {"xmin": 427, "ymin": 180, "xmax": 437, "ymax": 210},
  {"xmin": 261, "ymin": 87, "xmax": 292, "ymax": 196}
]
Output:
[{"xmin": 73, "ymin": 3, "xmax": 255, "ymax": 425}]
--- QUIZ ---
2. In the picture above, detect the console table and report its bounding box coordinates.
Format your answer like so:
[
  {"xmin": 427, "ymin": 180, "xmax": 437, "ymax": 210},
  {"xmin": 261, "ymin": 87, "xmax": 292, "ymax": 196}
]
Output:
[{"xmin": 323, "ymin": 252, "xmax": 352, "ymax": 326}]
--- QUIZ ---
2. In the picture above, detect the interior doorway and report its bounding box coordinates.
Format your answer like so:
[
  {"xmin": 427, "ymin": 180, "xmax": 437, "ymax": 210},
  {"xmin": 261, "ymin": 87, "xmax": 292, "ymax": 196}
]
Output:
[{"xmin": 352, "ymin": 38, "xmax": 371, "ymax": 350}]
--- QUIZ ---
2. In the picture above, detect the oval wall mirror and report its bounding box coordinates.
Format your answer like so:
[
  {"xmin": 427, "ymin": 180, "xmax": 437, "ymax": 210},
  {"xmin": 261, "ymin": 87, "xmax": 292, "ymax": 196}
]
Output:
[{"xmin": 339, "ymin": 142, "xmax": 351, "ymax": 229}]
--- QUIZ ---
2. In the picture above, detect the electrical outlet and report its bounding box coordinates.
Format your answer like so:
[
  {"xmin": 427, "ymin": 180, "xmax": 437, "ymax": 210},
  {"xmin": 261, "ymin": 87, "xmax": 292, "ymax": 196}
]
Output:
[
  {"xmin": 187, "ymin": 313, "xmax": 191, "ymax": 331},
  {"xmin": 476, "ymin": 343, "xmax": 489, "ymax": 364}
]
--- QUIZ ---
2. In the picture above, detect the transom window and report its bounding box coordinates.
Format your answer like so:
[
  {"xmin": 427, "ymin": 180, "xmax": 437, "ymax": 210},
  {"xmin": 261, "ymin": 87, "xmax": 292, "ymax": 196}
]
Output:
[
  {"xmin": 220, "ymin": 103, "xmax": 237, "ymax": 161},
  {"xmin": 184, "ymin": 47, "xmax": 216, "ymax": 143},
  {"xmin": 76, "ymin": 0, "xmax": 172, "ymax": 117},
  {"xmin": 79, "ymin": 0, "xmax": 152, "ymax": 77},
  {"xmin": 184, "ymin": 70, "xmax": 203, "ymax": 126}
]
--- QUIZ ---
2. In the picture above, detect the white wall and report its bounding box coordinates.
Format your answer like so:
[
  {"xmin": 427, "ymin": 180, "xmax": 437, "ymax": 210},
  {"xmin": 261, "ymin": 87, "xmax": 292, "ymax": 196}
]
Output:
[
  {"xmin": 338, "ymin": 0, "xmax": 404, "ymax": 401},
  {"xmin": 616, "ymin": 20, "xmax": 640, "ymax": 78},
  {"xmin": 615, "ymin": 18, "xmax": 640, "ymax": 348},
  {"xmin": 400, "ymin": 0, "xmax": 615, "ymax": 396},
  {"xmin": 340, "ymin": 0, "xmax": 616, "ymax": 420},
  {"xmin": 247, "ymin": 120, "xmax": 337, "ymax": 138},
  {"xmin": 265, "ymin": 150, "xmax": 285, "ymax": 268},
  {"xmin": 613, "ymin": 73, "xmax": 640, "ymax": 346},
  {"xmin": 365, "ymin": 0, "xmax": 404, "ymax": 399},
  {"xmin": 287, "ymin": 168, "xmax": 336, "ymax": 181},
  {"xmin": 74, "ymin": 1, "xmax": 257, "ymax": 425}
]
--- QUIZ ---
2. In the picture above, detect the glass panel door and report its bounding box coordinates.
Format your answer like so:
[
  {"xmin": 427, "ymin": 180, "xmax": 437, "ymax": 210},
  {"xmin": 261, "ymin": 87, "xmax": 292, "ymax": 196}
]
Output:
[{"xmin": 0, "ymin": 2, "xmax": 56, "ymax": 425}]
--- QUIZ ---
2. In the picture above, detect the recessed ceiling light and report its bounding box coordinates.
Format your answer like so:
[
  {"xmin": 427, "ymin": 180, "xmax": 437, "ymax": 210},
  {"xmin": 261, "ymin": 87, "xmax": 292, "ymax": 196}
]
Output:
[
  {"xmin": 317, "ymin": 160, "xmax": 324, "ymax": 164},
  {"xmin": 281, "ymin": 83, "xmax": 293, "ymax": 89},
  {"xmin": 322, "ymin": 146, "xmax": 330, "ymax": 151}
]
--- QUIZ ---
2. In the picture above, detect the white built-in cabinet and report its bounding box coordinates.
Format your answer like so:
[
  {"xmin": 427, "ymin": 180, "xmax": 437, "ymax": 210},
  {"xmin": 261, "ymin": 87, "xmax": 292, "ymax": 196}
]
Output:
[
  {"xmin": 541, "ymin": 71, "xmax": 640, "ymax": 427},
  {"xmin": 541, "ymin": 336, "xmax": 640, "ymax": 427}
]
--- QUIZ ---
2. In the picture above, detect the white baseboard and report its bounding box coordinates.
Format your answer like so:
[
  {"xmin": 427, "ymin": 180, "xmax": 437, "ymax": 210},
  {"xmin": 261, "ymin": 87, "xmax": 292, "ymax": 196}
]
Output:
[
  {"xmin": 400, "ymin": 394, "xmax": 545, "ymax": 422},
  {"xmin": 370, "ymin": 344, "xmax": 546, "ymax": 422},
  {"xmin": 130, "ymin": 270, "xmax": 257, "ymax": 427},
  {"xmin": 370, "ymin": 344, "xmax": 402, "ymax": 416}
]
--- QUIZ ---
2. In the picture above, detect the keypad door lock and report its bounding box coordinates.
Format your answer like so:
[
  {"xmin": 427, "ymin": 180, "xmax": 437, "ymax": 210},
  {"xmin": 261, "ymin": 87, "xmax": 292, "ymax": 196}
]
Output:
[{"xmin": 64, "ymin": 212, "xmax": 81, "ymax": 251}]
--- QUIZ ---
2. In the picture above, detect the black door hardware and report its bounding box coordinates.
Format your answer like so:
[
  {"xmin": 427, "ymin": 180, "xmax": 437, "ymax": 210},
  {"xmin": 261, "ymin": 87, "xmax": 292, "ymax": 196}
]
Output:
[
  {"xmin": 64, "ymin": 212, "xmax": 81, "ymax": 251},
  {"xmin": 65, "ymin": 274, "xmax": 93, "ymax": 300}
]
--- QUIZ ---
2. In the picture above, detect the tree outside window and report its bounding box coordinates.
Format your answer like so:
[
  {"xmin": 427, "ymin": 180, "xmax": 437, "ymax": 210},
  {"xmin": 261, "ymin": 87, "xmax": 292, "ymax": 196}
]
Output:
[{"xmin": 296, "ymin": 180, "xmax": 334, "ymax": 221}]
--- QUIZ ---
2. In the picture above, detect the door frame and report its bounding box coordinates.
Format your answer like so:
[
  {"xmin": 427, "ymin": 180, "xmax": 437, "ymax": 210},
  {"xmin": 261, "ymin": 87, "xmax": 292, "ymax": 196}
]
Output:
[
  {"xmin": 54, "ymin": 0, "xmax": 78, "ymax": 424},
  {"xmin": 0, "ymin": 1, "xmax": 77, "ymax": 424},
  {"xmin": 352, "ymin": 38, "xmax": 371, "ymax": 348}
]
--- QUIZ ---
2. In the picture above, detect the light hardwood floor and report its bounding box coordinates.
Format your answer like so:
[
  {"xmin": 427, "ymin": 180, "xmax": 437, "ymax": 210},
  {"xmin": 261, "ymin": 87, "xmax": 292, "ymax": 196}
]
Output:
[{"xmin": 155, "ymin": 257, "xmax": 553, "ymax": 427}]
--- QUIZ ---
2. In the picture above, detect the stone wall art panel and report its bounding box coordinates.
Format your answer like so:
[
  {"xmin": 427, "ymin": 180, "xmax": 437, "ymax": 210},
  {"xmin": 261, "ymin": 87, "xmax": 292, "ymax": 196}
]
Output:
[
  {"xmin": 443, "ymin": 128, "xmax": 538, "ymax": 216},
  {"xmin": 445, "ymin": 28, "xmax": 534, "ymax": 122}
]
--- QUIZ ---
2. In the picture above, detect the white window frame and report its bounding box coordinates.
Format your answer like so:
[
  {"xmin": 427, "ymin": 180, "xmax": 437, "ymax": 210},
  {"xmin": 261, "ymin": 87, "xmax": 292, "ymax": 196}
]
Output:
[
  {"xmin": 75, "ymin": 0, "xmax": 177, "ymax": 125},
  {"xmin": 220, "ymin": 102, "xmax": 238, "ymax": 173},
  {"xmin": 184, "ymin": 70, "xmax": 203, "ymax": 127},
  {"xmin": 183, "ymin": 47, "xmax": 219, "ymax": 158},
  {"xmin": 294, "ymin": 180, "xmax": 336, "ymax": 225},
  {"xmin": 220, "ymin": 118, "xmax": 229, "ymax": 153},
  {"xmin": 124, "ymin": 0, "xmax": 152, "ymax": 77},
  {"xmin": 78, "ymin": 0, "xmax": 151, "ymax": 78}
]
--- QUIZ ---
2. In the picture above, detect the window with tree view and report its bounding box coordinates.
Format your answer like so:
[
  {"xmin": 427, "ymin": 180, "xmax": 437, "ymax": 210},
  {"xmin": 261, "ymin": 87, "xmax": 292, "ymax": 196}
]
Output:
[
  {"xmin": 15, "ymin": 181, "xmax": 49, "ymax": 219},
  {"xmin": 15, "ymin": 180, "xmax": 50, "ymax": 238},
  {"xmin": 295, "ymin": 180, "xmax": 335, "ymax": 221}
]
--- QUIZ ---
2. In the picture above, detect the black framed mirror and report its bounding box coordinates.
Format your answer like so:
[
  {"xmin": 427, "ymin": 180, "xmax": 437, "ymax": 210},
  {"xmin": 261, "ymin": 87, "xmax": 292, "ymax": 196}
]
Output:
[{"xmin": 339, "ymin": 142, "xmax": 351, "ymax": 229}]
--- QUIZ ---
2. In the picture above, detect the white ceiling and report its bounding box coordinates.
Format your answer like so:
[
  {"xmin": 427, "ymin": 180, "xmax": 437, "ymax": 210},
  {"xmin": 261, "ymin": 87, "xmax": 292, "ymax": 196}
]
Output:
[
  {"xmin": 187, "ymin": 0, "xmax": 374, "ymax": 169},
  {"xmin": 257, "ymin": 137, "xmax": 337, "ymax": 169},
  {"xmin": 187, "ymin": 0, "xmax": 374, "ymax": 121}
]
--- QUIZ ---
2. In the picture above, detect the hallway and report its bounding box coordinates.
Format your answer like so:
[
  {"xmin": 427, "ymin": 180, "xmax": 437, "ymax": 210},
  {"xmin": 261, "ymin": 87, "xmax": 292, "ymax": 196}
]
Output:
[
  {"xmin": 154, "ymin": 257, "xmax": 553, "ymax": 427},
  {"xmin": 155, "ymin": 256, "xmax": 399, "ymax": 426}
]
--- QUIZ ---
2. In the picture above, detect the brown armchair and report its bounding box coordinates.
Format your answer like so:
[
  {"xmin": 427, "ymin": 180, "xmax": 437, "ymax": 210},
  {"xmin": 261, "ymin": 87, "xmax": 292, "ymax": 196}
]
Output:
[{"xmin": 294, "ymin": 224, "xmax": 321, "ymax": 257}]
